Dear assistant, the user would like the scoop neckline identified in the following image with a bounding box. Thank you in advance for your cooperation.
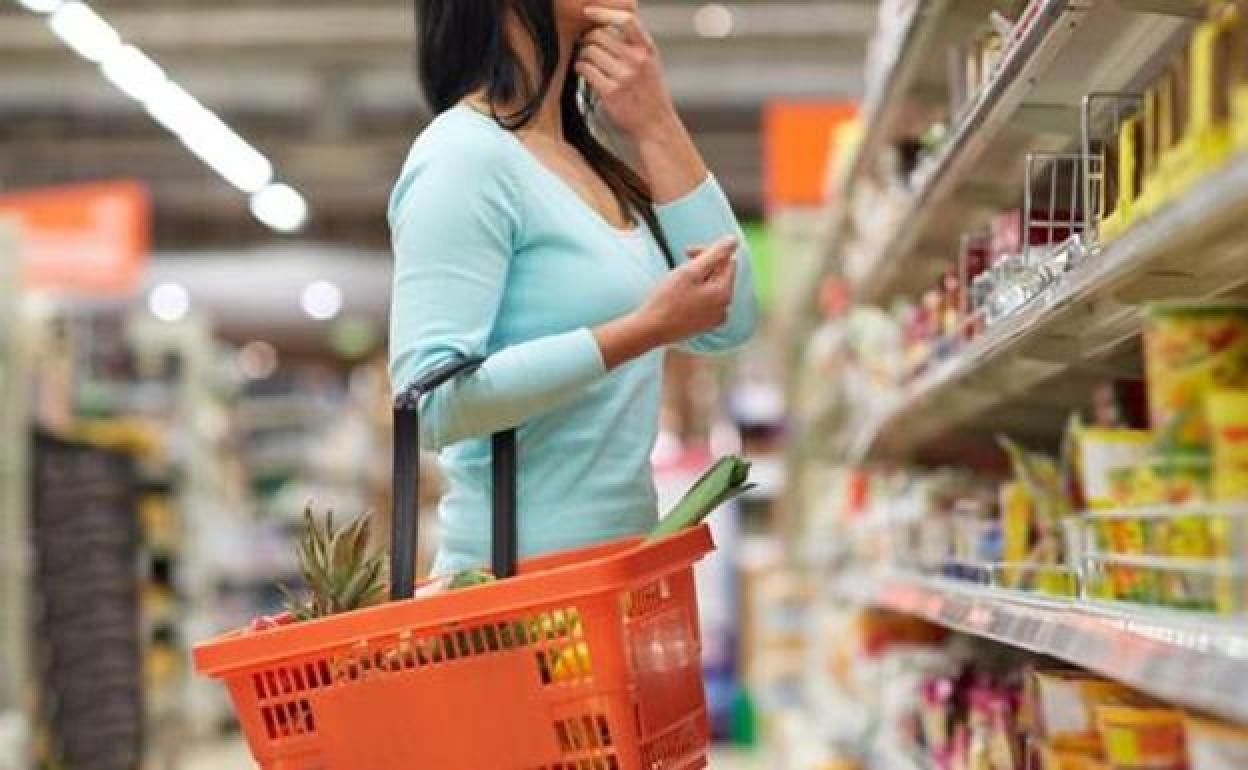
[450,104,644,239]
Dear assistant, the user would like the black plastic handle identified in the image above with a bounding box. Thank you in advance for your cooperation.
[390,355,519,600]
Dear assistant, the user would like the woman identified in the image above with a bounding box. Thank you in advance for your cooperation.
[389,0,759,575]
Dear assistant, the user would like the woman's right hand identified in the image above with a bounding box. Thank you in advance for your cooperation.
[593,234,739,369]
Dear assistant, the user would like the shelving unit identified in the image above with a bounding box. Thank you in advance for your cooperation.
[801,0,959,320]
[846,151,1248,461]
[836,572,1248,725]
[785,1,1248,767]
[832,0,953,217]
[841,1,1191,304]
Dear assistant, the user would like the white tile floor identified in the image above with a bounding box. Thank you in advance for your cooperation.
[182,739,763,770]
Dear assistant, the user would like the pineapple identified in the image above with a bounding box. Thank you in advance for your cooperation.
[280,506,387,621]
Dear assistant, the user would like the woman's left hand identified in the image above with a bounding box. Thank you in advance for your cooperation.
[575,6,679,141]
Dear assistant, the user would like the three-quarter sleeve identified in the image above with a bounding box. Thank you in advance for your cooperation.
[388,144,606,450]
[655,174,760,353]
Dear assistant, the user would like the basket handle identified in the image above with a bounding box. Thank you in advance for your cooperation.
[391,355,519,601]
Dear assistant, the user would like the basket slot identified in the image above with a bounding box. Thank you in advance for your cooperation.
[625,579,672,619]
[544,712,619,769]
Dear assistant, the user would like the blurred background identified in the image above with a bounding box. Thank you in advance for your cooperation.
[0,1,871,767]
[11,1,1248,769]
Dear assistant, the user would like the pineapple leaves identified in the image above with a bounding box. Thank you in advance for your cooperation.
[280,505,388,623]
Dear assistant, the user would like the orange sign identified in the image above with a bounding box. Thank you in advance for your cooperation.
[763,102,858,209]
[0,180,151,296]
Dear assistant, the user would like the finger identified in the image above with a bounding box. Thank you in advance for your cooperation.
[686,246,705,259]
[584,5,634,27]
[616,12,654,48]
[715,260,739,293]
[583,27,632,57]
[578,44,631,81]
[574,59,616,95]
[686,238,735,280]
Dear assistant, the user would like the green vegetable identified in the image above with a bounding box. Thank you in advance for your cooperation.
[647,456,754,542]
[448,568,496,590]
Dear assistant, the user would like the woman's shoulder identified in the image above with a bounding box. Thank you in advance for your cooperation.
[389,107,523,221]
[406,107,521,175]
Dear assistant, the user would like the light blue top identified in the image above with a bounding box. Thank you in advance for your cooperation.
[388,105,758,575]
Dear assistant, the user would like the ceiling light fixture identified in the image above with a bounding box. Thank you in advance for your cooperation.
[693,3,735,39]
[16,0,61,14]
[251,184,308,233]
[300,280,343,321]
[148,282,190,323]
[15,0,306,232]
[47,1,121,62]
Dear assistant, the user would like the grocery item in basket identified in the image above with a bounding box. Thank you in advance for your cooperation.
[279,507,386,622]
[1143,302,1248,451]
[1184,713,1248,770]
[1095,699,1186,770]
[648,455,753,541]
[1032,670,1131,753]
[1208,388,1248,501]
[1076,428,1154,509]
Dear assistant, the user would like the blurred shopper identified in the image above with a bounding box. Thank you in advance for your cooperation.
[389,0,758,575]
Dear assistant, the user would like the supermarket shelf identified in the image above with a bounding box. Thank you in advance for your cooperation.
[846,150,1248,462]
[831,0,952,218]
[846,1,1191,303]
[836,571,1248,725]
[803,0,962,314]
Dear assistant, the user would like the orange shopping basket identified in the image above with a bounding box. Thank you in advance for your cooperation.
[193,356,717,770]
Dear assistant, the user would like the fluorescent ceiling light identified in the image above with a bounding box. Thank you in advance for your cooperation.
[16,0,63,14]
[48,2,121,63]
[252,184,309,234]
[99,45,167,105]
[19,0,306,232]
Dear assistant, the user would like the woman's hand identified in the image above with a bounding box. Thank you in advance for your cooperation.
[593,235,739,368]
[575,6,679,142]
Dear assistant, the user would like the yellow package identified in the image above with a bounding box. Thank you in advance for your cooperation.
[1143,302,1248,451]
[1208,388,1248,501]
[1078,429,1155,509]
[1033,670,1130,753]
[1038,742,1110,770]
[1000,480,1033,589]
[1095,700,1186,770]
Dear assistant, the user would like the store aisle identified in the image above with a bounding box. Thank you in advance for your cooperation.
[183,740,764,770]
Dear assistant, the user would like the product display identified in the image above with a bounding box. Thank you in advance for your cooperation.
[786,2,1248,769]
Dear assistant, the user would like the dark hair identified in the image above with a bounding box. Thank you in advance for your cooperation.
[416,0,673,265]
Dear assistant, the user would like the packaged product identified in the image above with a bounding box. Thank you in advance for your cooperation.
[1037,742,1111,770]
[1207,388,1248,501]
[1032,670,1130,753]
[921,676,956,759]
[1076,428,1154,509]
[986,689,1022,770]
[1143,302,1248,451]
[1184,713,1248,770]
[1094,699,1186,770]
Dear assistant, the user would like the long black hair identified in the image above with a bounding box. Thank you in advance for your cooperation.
[416,0,673,265]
